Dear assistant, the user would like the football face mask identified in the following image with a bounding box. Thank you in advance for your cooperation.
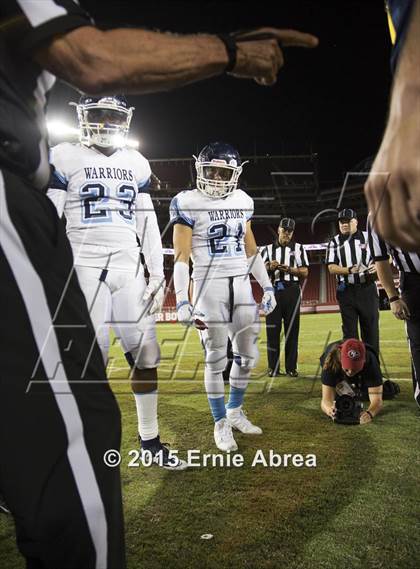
[74,96,134,148]
[195,157,244,198]
[196,162,242,198]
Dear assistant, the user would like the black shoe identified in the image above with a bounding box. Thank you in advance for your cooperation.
[268,369,284,377]
[286,370,299,378]
[139,436,188,470]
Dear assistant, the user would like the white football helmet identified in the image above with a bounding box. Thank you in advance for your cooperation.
[72,94,134,148]
[194,142,247,198]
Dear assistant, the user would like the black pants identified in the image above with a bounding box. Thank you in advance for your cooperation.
[336,282,379,354]
[400,272,420,407]
[266,284,301,373]
[0,170,125,568]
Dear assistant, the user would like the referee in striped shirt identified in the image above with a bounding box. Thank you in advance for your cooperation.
[326,209,380,354]
[262,218,309,377]
[368,219,420,408]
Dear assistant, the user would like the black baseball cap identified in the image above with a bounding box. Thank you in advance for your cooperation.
[279,218,295,231]
[338,208,357,221]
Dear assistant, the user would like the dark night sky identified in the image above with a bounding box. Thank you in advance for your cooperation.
[48,0,392,186]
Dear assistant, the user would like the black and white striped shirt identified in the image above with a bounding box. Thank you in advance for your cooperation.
[368,221,420,274]
[326,230,372,284]
[0,0,92,189]
[261,240,309,283]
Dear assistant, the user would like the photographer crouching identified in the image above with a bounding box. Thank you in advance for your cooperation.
[320,339,383,424]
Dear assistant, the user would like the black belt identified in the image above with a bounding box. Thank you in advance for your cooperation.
[274,281,299,289]
[339,281,374,289]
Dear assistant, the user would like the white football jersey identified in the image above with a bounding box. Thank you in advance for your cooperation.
[170,188,254,280]
[48,142,154,270]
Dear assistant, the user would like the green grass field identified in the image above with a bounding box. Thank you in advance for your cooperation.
[1,312,420,568]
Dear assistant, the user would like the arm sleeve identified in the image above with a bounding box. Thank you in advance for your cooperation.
[326,238,339,265]
[9,0,93,54]
[136,192,164,279]
[173,261,190,305]
[248,251,272,289]
[169,194,195,228]
[367,217,390,261]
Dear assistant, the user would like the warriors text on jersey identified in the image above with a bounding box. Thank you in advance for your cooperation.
[48,142,152,268]
[170,188,253,280]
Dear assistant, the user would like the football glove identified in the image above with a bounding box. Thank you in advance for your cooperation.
[177,301,194,326]
[142,277,165,314]
[261,286,276,315]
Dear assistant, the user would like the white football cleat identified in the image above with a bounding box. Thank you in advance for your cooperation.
[214,418,238,452]
[227,407,263,435]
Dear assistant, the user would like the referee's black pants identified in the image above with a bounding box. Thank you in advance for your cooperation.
[336,282,380,354]
[400,273,420,407]
[266,284,301,373]
[0,170,125,568]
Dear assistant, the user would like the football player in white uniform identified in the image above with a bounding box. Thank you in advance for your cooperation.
[48,95,187,469]
[171,142,276,452]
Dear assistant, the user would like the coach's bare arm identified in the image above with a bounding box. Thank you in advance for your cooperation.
[33,26,318,94]
[327,264,357,276]
[278,264,308,278]
[297,266,309,278]
[365,0,420,251]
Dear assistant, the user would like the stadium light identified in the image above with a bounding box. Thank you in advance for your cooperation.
[127,138,140,149]
[46,119,140,148]
[47,119,79,137]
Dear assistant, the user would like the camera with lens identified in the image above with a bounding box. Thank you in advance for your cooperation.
[334,380,363,425]
[334,394,363,424]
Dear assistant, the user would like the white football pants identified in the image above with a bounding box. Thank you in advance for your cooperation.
[75,264,160,369]
[193,275,260,397]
